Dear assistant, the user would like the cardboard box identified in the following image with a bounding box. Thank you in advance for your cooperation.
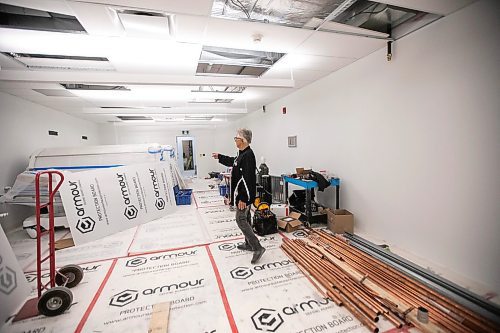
[326,209,354,234]
[270,204,289,218]
[295,168,311,175]
[278,212,303,232]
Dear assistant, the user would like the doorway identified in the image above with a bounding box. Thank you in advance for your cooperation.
[176,136,196,177]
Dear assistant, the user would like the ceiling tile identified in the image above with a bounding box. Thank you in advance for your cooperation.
[298,30,386,58]
[71,0,214,16]
[273,54,356,72]
[203,17,312,53]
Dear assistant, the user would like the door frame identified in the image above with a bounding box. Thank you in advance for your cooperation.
[176,136,197,177]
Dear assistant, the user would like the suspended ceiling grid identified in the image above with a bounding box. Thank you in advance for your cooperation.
[0,0,475,126]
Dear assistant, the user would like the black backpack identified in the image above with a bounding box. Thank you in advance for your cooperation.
[253,203,278,236]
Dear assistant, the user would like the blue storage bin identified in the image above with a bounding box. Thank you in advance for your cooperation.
[175,189,192,205]
[218,184,229,196]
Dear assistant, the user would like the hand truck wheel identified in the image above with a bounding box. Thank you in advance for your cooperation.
[38,286,73,317]
[55,264,84,288]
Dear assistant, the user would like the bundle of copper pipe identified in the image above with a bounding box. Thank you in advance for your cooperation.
[281,229,499,333]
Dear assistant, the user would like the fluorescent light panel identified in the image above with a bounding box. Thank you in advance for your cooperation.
[3,52,113,71]
[0,3,86,33]
[189,98,233,104]
[62,84,129,91]
[116,115,153,121]
[197,46,284,77]
[191,86,246,93]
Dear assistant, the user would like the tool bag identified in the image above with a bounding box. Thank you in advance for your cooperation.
[252,202,278,236]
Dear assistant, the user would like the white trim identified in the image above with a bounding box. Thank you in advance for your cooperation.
[233,174,250,205]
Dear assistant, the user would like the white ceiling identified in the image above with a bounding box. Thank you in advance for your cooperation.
[0,0,474,126]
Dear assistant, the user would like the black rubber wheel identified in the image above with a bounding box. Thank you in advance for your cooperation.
[55,264,84,288]
[38,287,73,317]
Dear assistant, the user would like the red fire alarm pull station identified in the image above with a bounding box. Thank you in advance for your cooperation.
[282,107,287,114]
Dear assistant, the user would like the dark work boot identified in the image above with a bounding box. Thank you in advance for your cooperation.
[237,243,253,251]
[251,247,266,264]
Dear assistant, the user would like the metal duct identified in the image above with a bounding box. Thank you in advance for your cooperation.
[211,0,347,28]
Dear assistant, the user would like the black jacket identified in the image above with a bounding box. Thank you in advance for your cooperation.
[218,146,256,206]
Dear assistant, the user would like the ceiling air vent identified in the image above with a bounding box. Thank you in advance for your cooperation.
[116,9,174,38]
[313,0,441,38]
[197,46,284,77]
[328,1,422,34]
[116,116,153,121]
[185,116,214,121]
[62,84,129,90]
[2,52,114,71]
[100,106,171,109]
[0,3,86,33]
[192,86,246,93]
[102,106,141,109]
[154,116,178,122]
[189,99,233,104]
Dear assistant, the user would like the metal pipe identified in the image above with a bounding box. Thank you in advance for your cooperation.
[284,240,380,325]
[315,231,486,333]
[343,232,500,329]
[283,234,487,333]
[304,231,485,332]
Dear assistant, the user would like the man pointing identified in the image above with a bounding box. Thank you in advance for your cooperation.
[212,128,265,264]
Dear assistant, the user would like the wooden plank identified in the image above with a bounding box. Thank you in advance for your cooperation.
[148,302,171,333]
[55,237,74,250]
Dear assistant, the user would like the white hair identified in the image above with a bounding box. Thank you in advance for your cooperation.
[237,128,252,144]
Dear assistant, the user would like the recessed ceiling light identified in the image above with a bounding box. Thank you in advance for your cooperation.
[3,52,113,71]
[0,3,87,33]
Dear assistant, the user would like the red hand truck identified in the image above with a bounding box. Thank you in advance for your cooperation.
[35,170,84,316]
[13,170,84,321]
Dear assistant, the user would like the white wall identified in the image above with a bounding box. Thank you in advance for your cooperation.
[0,92,101,231]
[238,0,500,293]
[99,124,226,178]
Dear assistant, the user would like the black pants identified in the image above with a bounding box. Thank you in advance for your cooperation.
[235,206,261,250]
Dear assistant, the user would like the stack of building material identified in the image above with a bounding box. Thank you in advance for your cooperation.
[281,229,499,333]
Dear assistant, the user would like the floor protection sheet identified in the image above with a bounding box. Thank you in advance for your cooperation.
[193,190,225,208]
[40,227,137,270]
[127,206,210,255]
[79,246,232,333]
[208,234,395,333]
[198,206,243,242]
[3,261,113,333]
